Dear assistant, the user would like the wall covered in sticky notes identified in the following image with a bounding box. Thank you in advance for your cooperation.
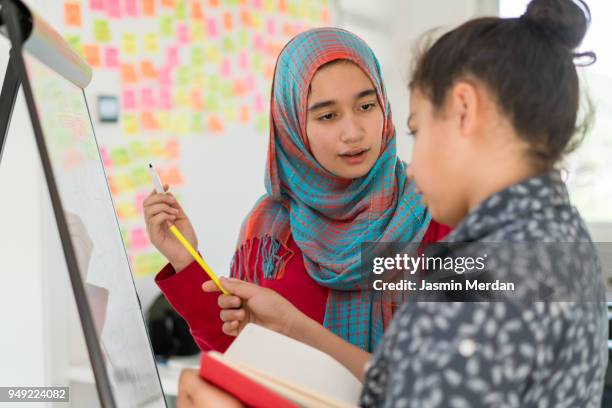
[55,0,331,281]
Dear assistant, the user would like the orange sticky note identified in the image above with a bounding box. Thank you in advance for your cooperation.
[161,0,175,7]
[239,105,250,124]
[83,44,101,67]
[208,0,219,7]
[192,2,203,19]
[190,89,203,110]
[208,115,224,133]
[120,64,138,84]
[223,12,233,31]
[165,139,180,160]
[141,111,159,130]
[143,0,156,16]
[64,2,82,27]
[240,10,252,26]
[140,61,158,79]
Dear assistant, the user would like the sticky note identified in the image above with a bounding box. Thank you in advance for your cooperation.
[90,0,105,12]
[237,30,249,48]
[266,18,277,35]
[166,45,179,66]
[159,68,173,86]
[220,58,231,78]
[104,46,119,68]
[94,20,111,42]
[191,47,204,66]
[240,10,252,26]
[159,166,184,185]
[208,115,224,133]
[143,0,156,16]
[160,16,174,37]
[263,0,274,12]
[206,17,218,38]
[120,64,138,84]
[134,193,148,215]
[175,0,187,19]
[141,111,159,131]
[132,168,150,187]
[100,147,112,167]
[233,79,246,96]
[161,0,176,7]
[255,93,265,113]
[110,147,130,166]
[177,67,190,86]
[177,24,191,44]
[122,113,140,135]
[192,23,205,41]
[122,89,137,110]
[208,0,220,7]
[222,36,236,53]
[190,89,203,110]
[252,0,262,9]
[122,33,138,56]
[253,33,264,51]
[140,61,157,79]
[223,12,233,31]
[125,0,139,17]
[65,34,82,55]
[245,74,255,91]
[174,88,189,106]
[165,139,180,160]
[143,33,159,54]
[64,2,81,27]
[141,87,156,107]
[107,0,121,18]
[160,88,173,109]
[278,0,288,13]
[191,113,204,133]
[83,44,101,67]
[256,114,267,132]
[192,2,203,19]
[206,45,221,62]
[157,111,171,131]
[239,105,251,124]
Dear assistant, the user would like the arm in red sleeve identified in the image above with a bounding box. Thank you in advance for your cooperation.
[155,262,234,352]
[422,219,452,244]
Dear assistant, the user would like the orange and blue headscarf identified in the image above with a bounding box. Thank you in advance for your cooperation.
[232,28,430,351]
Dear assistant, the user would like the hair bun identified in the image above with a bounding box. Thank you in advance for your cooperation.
[522,0,590,50]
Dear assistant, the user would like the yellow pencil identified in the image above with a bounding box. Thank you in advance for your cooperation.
[148,164,229,295]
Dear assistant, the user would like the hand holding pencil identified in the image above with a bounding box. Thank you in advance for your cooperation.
[144,164,229,295]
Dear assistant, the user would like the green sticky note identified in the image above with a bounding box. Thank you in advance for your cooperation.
[237,30,249,48]
[222,36,236,53]
[160,15,174,37]
[132,168,150,186]
[94,19,111,42]
[111,147,130,166]
[175,0,187,19]
[191,47,204,66]
[177,67,190,86]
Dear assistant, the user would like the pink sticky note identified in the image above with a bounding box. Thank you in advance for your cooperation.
[220,58,231,78]
[238,51,249,70]
[122,89,137,110]
[107,0,121,18]
[125,0,138,16]
[245,74,255,91]
[166,46,179,66]
[160,88,173,110]
[100,146,111,167]
[134,193,148,214]
[141,87,156,108]
[177,24,190,44]
[253,34,264,51]
[90,0,105,11]
[206,17,218,38]
[130,227,149,251]
[159,67,172,86]
[255,93,265,113]
[266,18,276,35]
[104,46,119,68]
[252,0,262,9]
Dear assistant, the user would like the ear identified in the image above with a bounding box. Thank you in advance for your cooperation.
[448,81,479,140]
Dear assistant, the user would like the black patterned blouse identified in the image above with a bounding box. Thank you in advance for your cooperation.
[359,171,608,407]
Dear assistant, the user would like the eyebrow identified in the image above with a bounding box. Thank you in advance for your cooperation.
[308,89,377,112]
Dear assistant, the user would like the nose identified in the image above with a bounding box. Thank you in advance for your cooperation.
[339,114,364,144]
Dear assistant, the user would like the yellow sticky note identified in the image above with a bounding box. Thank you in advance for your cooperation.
[122,113,140,135]
[122,33,138,56]
[94,20,111,42]
[144,33,159,54]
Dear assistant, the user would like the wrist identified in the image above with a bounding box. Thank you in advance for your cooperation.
[171,256,193,273]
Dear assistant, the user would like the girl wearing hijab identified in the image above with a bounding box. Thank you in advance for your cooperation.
[143,27,449,353]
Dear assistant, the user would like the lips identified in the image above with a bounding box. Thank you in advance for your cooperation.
[339,148,369,157]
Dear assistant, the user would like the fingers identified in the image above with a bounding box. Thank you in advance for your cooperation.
[217,294,241,309]
[148,212,176,229]
[144,203,179,221]
[143,192,176,208]
[220,308,245,323]
[202,280,221,293]
[222,321,240,336]
[217,277,261,299]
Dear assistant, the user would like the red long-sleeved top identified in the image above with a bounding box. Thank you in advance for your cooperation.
[155,221,451,352]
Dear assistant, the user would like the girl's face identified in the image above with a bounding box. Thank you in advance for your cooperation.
[407,88,470,227]
[306,61,384,179]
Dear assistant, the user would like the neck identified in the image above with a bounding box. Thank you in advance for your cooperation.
[465,157,539,214]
